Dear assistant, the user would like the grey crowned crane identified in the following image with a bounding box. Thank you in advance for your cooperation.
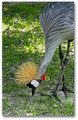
[15,2,74,96]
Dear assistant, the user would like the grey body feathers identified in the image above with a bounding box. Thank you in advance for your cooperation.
[38,2,74,77]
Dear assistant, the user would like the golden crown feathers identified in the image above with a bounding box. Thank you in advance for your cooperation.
[15,62,40,85]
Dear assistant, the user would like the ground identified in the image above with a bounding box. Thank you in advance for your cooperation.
[2,2,74,116]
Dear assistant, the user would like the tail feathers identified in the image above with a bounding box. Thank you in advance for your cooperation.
[15,62,40,85]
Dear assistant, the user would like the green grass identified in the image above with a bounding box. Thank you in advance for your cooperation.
[2,2,74,116]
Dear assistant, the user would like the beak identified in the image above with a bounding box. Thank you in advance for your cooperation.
[32,86,36,96]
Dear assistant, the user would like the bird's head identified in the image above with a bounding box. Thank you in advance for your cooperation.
[27,79,40,95]
[15,62,45,95]
[27,73,45,95]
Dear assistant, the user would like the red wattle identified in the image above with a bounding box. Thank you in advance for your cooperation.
[42,73,46,80]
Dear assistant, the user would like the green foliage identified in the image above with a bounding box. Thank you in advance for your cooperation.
[2,2,74,116]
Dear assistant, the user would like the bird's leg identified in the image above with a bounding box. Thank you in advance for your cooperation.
[52,40,74,97]
[61,40,70,95]
[61,40,74,95]
[52,44,64,97]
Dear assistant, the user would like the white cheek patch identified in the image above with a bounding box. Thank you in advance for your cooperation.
[31,80,39,87]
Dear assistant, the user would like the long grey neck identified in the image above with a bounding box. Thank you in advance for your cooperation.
[38,38,64,77]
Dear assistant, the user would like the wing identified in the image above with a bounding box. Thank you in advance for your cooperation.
[40,2,74,53]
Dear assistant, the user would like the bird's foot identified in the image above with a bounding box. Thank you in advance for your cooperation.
[62,85,74,97]
[51,90,64,104]
[52,91,57,98]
